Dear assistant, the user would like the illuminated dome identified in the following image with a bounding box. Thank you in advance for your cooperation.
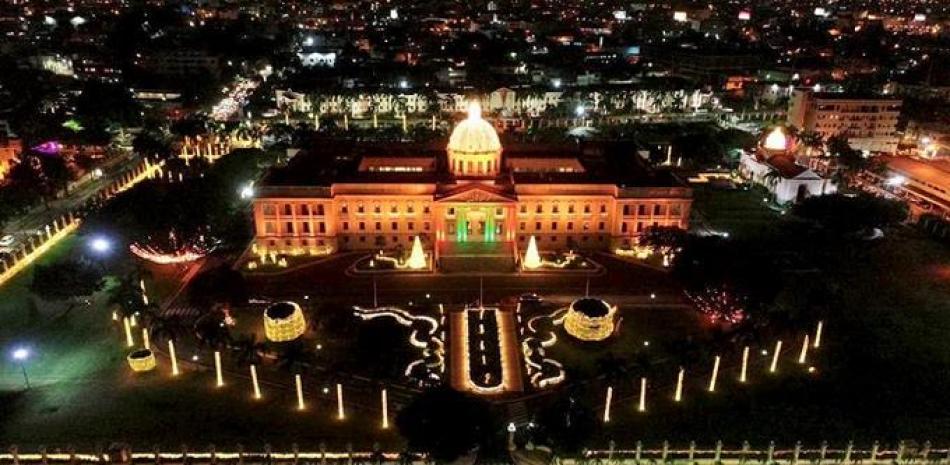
[763,127,789,152]
[264,301,307,342]
[563,298,618,342]
[447,102,502,177]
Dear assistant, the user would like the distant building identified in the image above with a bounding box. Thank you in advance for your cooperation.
[787,90,902,154]
[739,127,836,204]
[871,157,950,218]
[0,129,21,181]
[138,51,221,77]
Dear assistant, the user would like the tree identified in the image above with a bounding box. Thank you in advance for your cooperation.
[533,390,598,454]
[30,259,105,304]
[641,225,688,252]
[188,264,248,310]
[107,271,158,323]
[396,387,498,461]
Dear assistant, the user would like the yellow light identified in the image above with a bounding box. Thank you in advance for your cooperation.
[763,127,788,151]
[813,321,823,348]
[142,328,150,350]
[798,334,810,364]
[168,340,179,376]
[674,368,684,402]
[127,349,157,372]
[214,351,224,387]
[467,100,482,121]
[129,314,137,327]
[638,377,647,412]
[523,236,542,269]
[770,341,782,373]
[603,386,613,423]
[264,302,307,342]
[406,236,427,269]
[250,364,262,399]
[739,346,749,383]
[123,317,135,347]
[708,355,720,392]
[295,374,305,410]
[336,383,345,420]
[381,388,389,429]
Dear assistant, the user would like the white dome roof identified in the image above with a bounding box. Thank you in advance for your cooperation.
[447,102,501,154]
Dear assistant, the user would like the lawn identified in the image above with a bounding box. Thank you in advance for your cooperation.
[691,185,788,239]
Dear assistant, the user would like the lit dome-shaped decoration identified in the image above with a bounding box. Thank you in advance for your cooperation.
[447,101,502,177]
[127,349,157,372]
[263,301,307,342]
[563,298,618,342]
[763,127,788,152]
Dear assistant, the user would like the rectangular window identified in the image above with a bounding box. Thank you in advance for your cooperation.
[265,222,276,234]
[285,222,294,234]
[408,222,415,231]
[567,222,574,230]
[638,205,647,215]
[623,205,631,215]
[670,204,682,217]
[299,204,309,215]
[584,204,591,214]
[551,222,558,231]
[343,222,349,231]
[263,204,276,215]
[536,204,543,214]
[535,222,541,230]
[283,204,293,215]
[520,205,528,214]
[598,222,605,231]
[302,222,311,234]
[552,204,559,214]
[621,223,628,233]
[654,204,663,216]
[341,203,349,214]
[423,204,430,214]
[520,222,526,231]
[375,222,382,231]
[424,222,431,231]
[568,204,575,214]
[319,222,326,233]
[391,221,398,230]
[359,222,366,231]
[391,204,398,214]
[600,204,607,213]
[317,204,325,216]
[357,204,365,214]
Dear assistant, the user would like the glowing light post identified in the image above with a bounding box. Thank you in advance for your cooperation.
[708,355,721,392]
[250,365,262,399]
[139,279,149,306]
[813,321,824,349]
[123,317,135,347]
[674,368,684,402]
[523,236,542,269]
[214,351,224,387]
[381,388,389,429]
[336,383,345,420]
[603,386,613,423]
[295,374,305,410]
[638,377,647,412]
[11,347,31,389]
[168,340,180,376]
[739,346,750,383]
[770,341,782,373]
[798,335,810,364]
[142,328,150,350]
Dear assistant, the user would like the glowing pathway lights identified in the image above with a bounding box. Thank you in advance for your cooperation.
[674,368,684,402]
[139,279,149,306]
[123,317,135,347]
[168,340,180,376]
[798,335,810,364]
[740,346,750,383]
[707,355,722,392]
[295,375,305,410]
[638,377,647,412]
[406,236,427,270]
[603,386,613,423]
[214,351,224,387]
[770,341,783,373]
[523,236,542,269]
[814,321,824,348]
[250,365,262,399]
[381,389,389,429]
[142,328,150,350]
[336,383,345,420]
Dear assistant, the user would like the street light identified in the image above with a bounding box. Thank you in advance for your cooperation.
[11,347,31,389]
[88,236,111,254]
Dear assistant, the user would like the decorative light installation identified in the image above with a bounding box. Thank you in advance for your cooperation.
[763,127,788,152]
[674,368,684,402]
[168,340,180,376]
[563,298,617,342]
[770,341,782,373]
[523,236,542,269]
[250,365,262,399]
[129,242,211,264]
[638,377,647,412]
[739,346,749,383]
[264,301,307,342]
[127,349,157,372]
[123,317,134,347]
[603,386,613,423]
[708,356,721,392]
[381,388,389,429]
[336,383,345,420]
[295,374,305,410]
[406,236,427,270]
[798,335,810,364]
[142,328,150,350]
[214,351,224,387]
[813,321,824,348]
[686,287,746,324]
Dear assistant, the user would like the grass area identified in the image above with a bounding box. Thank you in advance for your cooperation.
[585,227,950,445]
[691,185,787,239]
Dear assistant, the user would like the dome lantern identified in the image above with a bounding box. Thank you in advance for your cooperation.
[447,101,502,177]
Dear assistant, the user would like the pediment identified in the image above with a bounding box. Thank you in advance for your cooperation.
[437,184,516,203]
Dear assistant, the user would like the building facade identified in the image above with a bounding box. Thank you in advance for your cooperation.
[787,90,902,154]
[251,104,692,258]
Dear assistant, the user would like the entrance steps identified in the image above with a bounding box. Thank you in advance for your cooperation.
[438,241,516,273]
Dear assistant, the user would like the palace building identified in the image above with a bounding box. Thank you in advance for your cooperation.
[251,103,692,268]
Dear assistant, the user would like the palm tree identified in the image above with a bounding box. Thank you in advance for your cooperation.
[234,334,266,367]
[108,271,159,325]
[149,315,186,343]
[276,340,315,373]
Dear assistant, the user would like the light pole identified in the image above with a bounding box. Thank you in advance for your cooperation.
[11,347,30,389]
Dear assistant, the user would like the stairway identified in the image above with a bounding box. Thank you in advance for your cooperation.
[439,241,516,273]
